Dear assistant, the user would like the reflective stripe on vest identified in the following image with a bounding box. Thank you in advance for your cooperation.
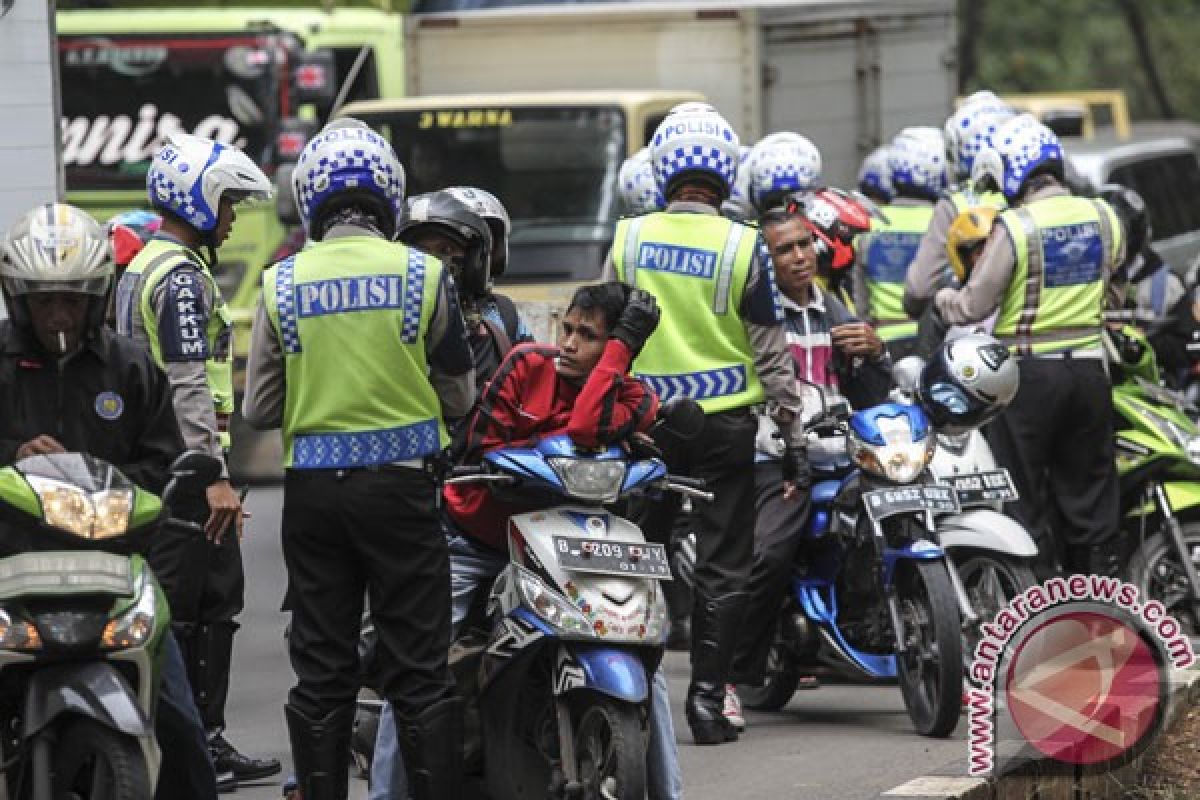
[263,236,448,469]
[612,212,765,412]
[994,195,1122,355]
[858,204,934,340]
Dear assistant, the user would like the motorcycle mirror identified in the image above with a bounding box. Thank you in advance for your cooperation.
[892,356,925,393]
[658,396,705,441]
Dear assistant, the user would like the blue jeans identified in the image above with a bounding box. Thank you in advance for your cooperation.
[370,534,683,800]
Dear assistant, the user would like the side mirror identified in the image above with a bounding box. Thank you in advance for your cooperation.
[892,356,925,394]
[658,396,705,441]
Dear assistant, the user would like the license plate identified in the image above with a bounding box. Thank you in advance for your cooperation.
[552,536,672,580]
[863,485,960,521]
[948,469,1018,506]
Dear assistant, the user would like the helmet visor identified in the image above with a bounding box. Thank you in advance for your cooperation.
[3,276,111,297]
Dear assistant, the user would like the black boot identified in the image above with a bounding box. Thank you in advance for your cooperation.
[686,592,747,745]
[395,697,463,800]
[284,703,354,800]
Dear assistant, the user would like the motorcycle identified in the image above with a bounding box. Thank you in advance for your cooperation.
[440,406,708,799]
[0,451,215,800]
[736,396,965,738]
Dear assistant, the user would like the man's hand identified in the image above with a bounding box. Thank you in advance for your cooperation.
[611,288,661,355]
[830,322,884,360]
[781,445,810,502]
[15,435,67,460]
[205,479,244,544]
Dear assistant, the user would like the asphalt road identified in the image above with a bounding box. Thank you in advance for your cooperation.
[223,485,967,800]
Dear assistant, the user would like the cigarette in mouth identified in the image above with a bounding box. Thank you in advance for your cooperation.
[57,331,67,354]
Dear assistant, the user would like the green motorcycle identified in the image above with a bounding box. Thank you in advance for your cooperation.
[0,452,213,800]
[1110,326,1200,635]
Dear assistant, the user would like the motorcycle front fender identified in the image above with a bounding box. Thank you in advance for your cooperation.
[937,509,1039,558]
[22,661,151,739]
[556,645,649,704]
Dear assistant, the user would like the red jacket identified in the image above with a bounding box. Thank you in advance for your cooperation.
[445,339,659,551]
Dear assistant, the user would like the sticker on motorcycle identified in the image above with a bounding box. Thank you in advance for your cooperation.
[487,615,544,659]
[948,469,1018,507]
[863,485,960,521]
[553,536,672,580]
[553,647,587,695]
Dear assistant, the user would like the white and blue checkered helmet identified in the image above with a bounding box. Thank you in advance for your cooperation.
[888,127,948,200]
[857,146,894,202]
[944,98,1015,181]
[146,133,271,233]
[971,113,1064,202]
[721,146,755,221]
[747,132,822,212]
[617,147,663,215]
[291,118,406,237]
[649,102,740,200]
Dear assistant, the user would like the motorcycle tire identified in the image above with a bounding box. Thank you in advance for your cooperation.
[895,559,964,738]
[953,550,1037,660]
[1127,523,1200,637]
[737,614,800,711]
[52,717,151,800]
[572,694,647,800]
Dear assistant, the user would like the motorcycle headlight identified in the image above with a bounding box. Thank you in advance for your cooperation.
[850,416,936,483]
[25,476,133,540]
[547,458,627,504]
[101,573,157,650]
[515,566,595,638]
[0,607,42,651]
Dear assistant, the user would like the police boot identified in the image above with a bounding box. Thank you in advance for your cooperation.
[284,703,354,800]
[685,592,747,745]
[395,697,463,800]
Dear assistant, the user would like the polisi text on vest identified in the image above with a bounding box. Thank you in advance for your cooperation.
[297,275,406,318]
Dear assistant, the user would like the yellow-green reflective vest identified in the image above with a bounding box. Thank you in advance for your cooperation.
[116,238,235,449]
[858,204,935,341]
[262,236,449,469]
[993,195,1122,355]
[611,212,766,413]
[949,187,1008,214]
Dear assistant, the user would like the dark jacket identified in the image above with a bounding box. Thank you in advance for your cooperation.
[0,321,184,494]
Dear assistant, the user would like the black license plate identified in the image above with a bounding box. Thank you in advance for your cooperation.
[863,485,960,521]
[552,536,672,580]
[948,469,1018,506]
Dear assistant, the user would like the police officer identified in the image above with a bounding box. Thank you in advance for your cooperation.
[603,101,806,745]
[853,126,948,359]
[934,113,1125,577]
[243,119,474,800]
[114,133,279,788]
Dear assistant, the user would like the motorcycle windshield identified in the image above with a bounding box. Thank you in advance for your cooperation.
[16,453,134,494]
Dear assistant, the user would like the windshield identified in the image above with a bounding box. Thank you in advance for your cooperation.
[59,32,287,191]
[15,453,133,494]
[362,105,627,281]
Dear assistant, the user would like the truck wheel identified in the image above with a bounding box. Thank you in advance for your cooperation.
[53,717,151,800]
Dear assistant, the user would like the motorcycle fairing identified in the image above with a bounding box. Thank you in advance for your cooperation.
[791,579,897,678]
[22,660,151,738]
[483,435,667,498]
[553,644,649,703]
[935,509,1038,557]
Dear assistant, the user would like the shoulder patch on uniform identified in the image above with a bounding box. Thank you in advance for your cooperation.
[95,391,125,421]
[158,266,210,362]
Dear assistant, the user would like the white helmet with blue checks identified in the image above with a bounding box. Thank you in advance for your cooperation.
[857,145,894,202]
[944,97,1015,181]
[618,147,663,215]
[747,131,822,212]
[146,133,271,233]
[971,113,1064,202]
[649,102,740,201]
[291,118,406,239]
[887,127,948,201]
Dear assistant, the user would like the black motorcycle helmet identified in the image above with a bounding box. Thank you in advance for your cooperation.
[396,191,494,299]
[1098,183,1149,265]
[917,333,1019,434]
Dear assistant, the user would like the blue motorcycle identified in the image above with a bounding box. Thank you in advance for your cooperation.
[737,400,965,737]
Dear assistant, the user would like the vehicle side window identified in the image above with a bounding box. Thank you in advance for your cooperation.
[643,113,667,146]
[332,47,379,104]
[1110,153,1200,241]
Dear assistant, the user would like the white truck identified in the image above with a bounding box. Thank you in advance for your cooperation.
[404,0,957,186]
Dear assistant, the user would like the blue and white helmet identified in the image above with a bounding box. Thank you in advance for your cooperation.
[747,131,822,212]
[971,113,1063,202]
[617,147,663,215]
[146,133,271,233]
[888,127,948,200]
[291,118,406,237]
[857,145,894,203]
[944,97,1015,181]
[721,145,755,221]
[649,102,740,200]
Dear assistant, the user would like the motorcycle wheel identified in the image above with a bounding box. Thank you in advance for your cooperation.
[573,695,646,800]
[954,550,1037,659]
[737,614,799,711]
[895,560,964,738]
[52,717,151,800]
[1128,523,1200,636]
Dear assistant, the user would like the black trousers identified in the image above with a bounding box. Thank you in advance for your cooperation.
[730,462,811,685]
[985,357,1119,573]
[281,467,453,721]
[641,407,757,646]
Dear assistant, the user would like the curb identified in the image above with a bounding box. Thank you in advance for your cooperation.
[876,668,1200,800]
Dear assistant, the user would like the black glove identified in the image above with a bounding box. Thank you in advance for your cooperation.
[611,288,661,355]
[781,445,811,492]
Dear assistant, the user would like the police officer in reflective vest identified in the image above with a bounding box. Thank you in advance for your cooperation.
[115,132,280,787]
[935,114,1125,577]
[243,119,474,800]
[853,127,947,358]
[603,102,806,746]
